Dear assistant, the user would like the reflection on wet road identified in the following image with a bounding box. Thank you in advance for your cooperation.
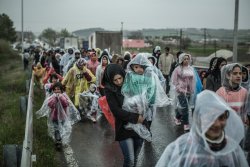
[70,106,186,167]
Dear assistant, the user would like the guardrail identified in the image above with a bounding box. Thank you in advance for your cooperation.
[20,73,34,167]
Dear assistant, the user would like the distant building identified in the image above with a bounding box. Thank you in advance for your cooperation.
[123,39,145,48]
[89,31,122,54]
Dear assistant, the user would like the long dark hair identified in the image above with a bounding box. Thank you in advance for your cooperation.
[209,57,227,82]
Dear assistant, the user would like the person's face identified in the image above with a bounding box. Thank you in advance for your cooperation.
[102,57,108,65]
[229,66,242,85]
[182,55,190,66]
[219,61,227,70]
[242,71,247,81]
[68,49,73,55]
[91,54,97,61]
[156,50,161,55]
[205,111,228,140]
[53,87,62,94]
[75,53,80,60]
[148,59,154,65]
[81,51,87,57]
[201,72,206,78]
[51,78,57,84]
[113,74,124,87]
[165,48,169,54]
[117,60,123,65]
[132,64,144,75]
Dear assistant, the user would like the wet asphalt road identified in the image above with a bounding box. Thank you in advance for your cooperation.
[69,105,186,167]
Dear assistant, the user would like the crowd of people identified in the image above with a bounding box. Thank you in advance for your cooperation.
[23,45,250,166]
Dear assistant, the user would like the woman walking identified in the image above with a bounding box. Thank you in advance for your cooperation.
[102,64,145,167]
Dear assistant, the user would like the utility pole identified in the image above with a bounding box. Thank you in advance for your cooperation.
[203,28,207,56]
[179,29,182,50]
[233,0,239,63]
[214,40,217,57]
[21,0,24,53]
[121,22,124,54]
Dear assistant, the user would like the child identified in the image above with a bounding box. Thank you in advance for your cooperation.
[122,53,172,142]
[44,73,62,98]
[33,62,46,89]
[36,82,81,149]
[79,83,102,123]
[216,63,248,123]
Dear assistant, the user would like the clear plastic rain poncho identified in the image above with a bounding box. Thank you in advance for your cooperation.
[218,63,249,120]
[122,53,172,141]
[242,66,250,90]
[156,90,248,167]
[62,49,80,75]
[170,53,196,111]
[78,84,102,121]
[36,93,81,144]
[146,53,166,91]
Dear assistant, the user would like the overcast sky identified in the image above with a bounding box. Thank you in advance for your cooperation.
[0,0,249,34]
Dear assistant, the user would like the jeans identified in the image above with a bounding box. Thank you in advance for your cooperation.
[119,138,143,167]
[176,93,190,125]
[163,75,170,94]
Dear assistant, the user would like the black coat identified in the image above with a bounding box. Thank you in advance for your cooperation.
[105,87,140,141]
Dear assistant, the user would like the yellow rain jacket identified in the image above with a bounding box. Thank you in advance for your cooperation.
[62,64,96,107]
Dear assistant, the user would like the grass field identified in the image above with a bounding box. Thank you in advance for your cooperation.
[0,40,60,167]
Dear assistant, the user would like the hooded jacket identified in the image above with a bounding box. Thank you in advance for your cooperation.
[62,63,96,107]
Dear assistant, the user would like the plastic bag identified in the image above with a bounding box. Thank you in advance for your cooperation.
[98,96,115,129]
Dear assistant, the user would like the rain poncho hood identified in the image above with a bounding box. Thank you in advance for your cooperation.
[36,93,81,144]
[156,90,247,167]
[126,53,153,72]
[96,55,110,87]
[178,53,192,65]
[221,63,242,90]
[242,66,250,90]
[146,53,166,91]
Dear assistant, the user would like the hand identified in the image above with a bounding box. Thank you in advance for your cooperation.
[82,66,87,73]
[137,115,144,124]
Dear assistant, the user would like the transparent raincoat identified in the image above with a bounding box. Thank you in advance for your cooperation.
[170,53,196,111]
[216,63,248,121]
[36,93,81,144]
[79,84,102,121]
[156,90,248,167]
[146,53,166,91]
[242,66,250,90]
[122,53,172,141]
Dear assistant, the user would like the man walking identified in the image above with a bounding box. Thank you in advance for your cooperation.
[158,46,174,94]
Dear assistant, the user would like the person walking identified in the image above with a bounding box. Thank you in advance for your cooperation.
[102,64,144,167]
[158,46,174,94]
[205,57,227,92]
[156,90,248,167]
[171,53,196,131]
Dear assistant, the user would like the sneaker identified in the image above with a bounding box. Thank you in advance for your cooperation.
[174,117,181,126]
[184,124,190,131]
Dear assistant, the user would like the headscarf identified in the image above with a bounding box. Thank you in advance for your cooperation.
[102,64,126,92]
